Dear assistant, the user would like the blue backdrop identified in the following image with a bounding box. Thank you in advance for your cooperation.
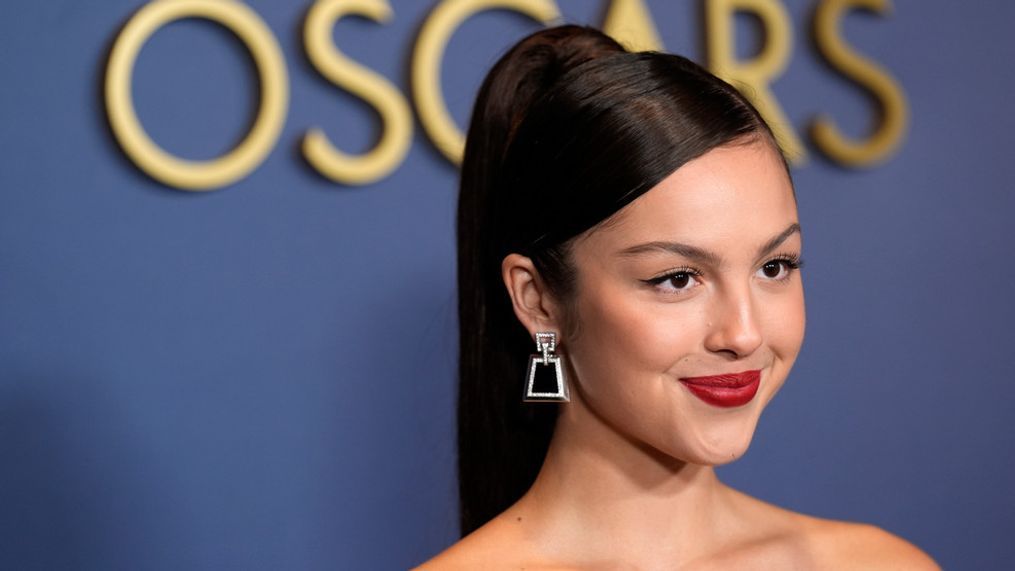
[1,1,1012,569]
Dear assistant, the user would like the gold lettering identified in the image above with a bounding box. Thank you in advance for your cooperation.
[412,0,561,165]
[705,0,805,163]
[105,0,288,190]
[303,0,413,185]
[811,0,908,166]
[602,0,663,52]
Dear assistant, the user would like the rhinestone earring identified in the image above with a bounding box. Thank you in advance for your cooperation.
[523,332,570,402]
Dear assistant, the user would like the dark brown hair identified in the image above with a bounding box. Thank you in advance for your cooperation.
[456,25,780,536]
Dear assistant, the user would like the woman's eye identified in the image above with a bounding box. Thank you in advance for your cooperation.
[757,258,801,280]
[646,270,700,294]
[666,273,694,290]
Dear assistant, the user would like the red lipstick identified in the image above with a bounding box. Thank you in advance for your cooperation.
[678,370,761,408]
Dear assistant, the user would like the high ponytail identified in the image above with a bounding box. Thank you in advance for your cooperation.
[456,25,779,536]
[456,25,625,536]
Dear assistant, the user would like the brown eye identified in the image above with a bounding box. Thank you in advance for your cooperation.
[645,268,702,295]
[761,261,784,279]
[756,257,802,281]
[668,273,692,289]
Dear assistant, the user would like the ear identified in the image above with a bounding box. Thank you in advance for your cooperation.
[501,253,564,341]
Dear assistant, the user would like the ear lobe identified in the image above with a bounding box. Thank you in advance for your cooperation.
[501,253,561,338]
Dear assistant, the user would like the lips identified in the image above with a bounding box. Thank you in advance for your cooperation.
[677,370,761,408]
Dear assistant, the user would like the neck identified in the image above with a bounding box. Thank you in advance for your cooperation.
[512,391,737,565]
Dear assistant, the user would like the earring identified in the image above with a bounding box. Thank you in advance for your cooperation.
[523,332,570,403]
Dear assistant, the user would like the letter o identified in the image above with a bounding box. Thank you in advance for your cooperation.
[105,0,289,190]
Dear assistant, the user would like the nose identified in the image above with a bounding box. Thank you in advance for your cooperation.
[703,284,763,359]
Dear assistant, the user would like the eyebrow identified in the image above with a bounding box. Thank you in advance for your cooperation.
[615,223,801,265]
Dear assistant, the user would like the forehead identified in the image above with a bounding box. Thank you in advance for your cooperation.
[581,141,798,251]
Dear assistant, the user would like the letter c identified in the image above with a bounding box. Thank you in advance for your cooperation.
[412,0,561,165]
[105,0,288,190]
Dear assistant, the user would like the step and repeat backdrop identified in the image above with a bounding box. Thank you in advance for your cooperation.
[2,1,1012,568]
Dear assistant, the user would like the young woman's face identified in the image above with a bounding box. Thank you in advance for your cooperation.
[563,140,804,466]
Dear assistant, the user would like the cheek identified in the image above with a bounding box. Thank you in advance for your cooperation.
[568,287,706,384]
[759,284,806,362]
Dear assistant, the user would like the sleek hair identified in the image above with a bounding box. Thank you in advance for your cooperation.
[456,25,783,536]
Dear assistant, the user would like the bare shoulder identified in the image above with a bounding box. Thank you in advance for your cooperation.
[801,516,940,570]
[413,532,507,570]
[413,533,493,571]
[413,515,566,571]
[418,492,939,570]
[723,490,939,570]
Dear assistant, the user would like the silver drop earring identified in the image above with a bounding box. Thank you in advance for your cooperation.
[523,332,570,403]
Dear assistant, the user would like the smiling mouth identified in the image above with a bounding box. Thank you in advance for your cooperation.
[677,370,761,407]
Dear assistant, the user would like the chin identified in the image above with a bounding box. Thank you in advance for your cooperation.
[684,380,783,465]
[702,439,754,466]
[671,417,762,467]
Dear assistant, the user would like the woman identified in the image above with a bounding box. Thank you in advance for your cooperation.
[420,25,938,569]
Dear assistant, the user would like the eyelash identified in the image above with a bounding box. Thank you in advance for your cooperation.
[643,253,805,294]
[762,252,805,278]
[643,268,697,293]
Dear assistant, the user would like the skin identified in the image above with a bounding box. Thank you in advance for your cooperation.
[418,140,939,570]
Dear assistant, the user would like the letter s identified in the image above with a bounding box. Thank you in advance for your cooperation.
[303,0,413,185]
[811,0,909,167]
